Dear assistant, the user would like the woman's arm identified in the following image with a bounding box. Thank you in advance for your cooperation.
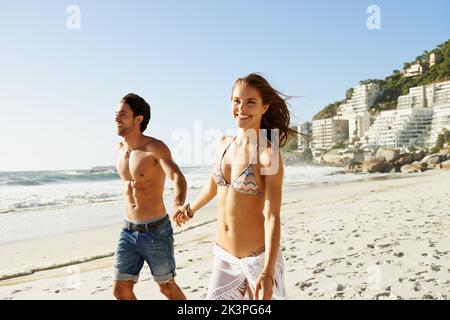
[172,136,227,226]
[255,150,283,300]
[172,167,217,226]
[190,174,217,213]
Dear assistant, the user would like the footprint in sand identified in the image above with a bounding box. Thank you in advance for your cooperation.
[91,288,108,295]
[313,268,325,274]
[413,283,422,291]
[10,286,32,295]
[430,265,441,272]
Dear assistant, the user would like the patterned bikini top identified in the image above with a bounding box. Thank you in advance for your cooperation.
[212,136,264,196]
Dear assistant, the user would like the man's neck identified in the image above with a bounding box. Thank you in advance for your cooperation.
[123,132,145,151]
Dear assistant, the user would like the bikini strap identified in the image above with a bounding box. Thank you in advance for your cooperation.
[220,136,236,162]
[249,140,259,165]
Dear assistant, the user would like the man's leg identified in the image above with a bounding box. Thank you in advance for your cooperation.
[112,229,144,299]
[113,280,136,300]
[158,279,186,300]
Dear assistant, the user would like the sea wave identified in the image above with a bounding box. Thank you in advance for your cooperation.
[0,169,120,187]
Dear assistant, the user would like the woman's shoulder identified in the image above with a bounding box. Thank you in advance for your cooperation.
[259,138,282,170]
[217,135,234,148]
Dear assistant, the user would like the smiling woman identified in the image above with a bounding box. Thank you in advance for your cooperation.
[173,73,298,300]
[231,74,298,148]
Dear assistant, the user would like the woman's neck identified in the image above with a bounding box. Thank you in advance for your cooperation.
[236,126,260,146]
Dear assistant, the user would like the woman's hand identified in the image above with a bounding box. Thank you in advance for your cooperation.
[172,204,193,227]
[254,272,274,300]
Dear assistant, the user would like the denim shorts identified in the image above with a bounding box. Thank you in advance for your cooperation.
[113,215,176,283]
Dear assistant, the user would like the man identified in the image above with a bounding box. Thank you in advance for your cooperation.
[113,93,187,300]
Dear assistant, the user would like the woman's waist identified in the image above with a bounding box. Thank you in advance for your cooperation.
[215,229,265,258]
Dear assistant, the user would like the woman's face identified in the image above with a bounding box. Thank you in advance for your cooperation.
[231,83,269,130]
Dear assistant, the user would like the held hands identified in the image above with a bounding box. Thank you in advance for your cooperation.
[254,272,274,300]
[172,203,194,227]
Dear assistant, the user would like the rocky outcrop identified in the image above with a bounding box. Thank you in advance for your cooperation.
[411,161,427,170]
[412,150,426,162]
[441,160,450,170]
[316,146,448,174]
[321,149,353,167]
[362,157,388,173]
[395,153,413,166]
[421,153,446,165]
[376,148,400,162]
[347,161,363,173]
[401,164,421,173]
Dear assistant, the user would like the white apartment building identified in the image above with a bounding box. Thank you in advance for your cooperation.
[421,81,450,145]
[366,108,433,149]
[297,121,312,151]
[403,61,424,78]
[337,83,380,140]
[429,52,442,67]
[366,81,450,149]
[312,118,349,150]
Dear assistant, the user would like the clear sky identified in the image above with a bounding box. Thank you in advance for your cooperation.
[1,0,449,171]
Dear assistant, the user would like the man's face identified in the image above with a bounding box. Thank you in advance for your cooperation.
[115,102,137,137]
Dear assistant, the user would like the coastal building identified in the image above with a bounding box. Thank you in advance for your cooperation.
[421,81,450,145]
[366,81,450,149]
[365,108,433,149]
[429,52,442,67]
[312,118,349,150]
[297,121,312,151]
[337,83,380,141]
[402,61,425,78]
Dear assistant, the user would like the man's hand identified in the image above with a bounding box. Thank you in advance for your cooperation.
[172,204,193,227]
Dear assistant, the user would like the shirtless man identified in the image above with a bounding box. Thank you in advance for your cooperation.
[113,93,187,300]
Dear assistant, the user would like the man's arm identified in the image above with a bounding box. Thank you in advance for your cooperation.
[154,141,187,208]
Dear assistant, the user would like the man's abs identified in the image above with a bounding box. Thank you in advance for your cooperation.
[122,179,166,222]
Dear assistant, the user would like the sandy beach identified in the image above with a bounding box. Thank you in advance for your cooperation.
[0,169,449,300]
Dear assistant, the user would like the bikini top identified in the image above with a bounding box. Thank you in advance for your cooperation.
[212,136,264,196]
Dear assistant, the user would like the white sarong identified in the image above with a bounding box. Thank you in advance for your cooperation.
[206,243,287,300]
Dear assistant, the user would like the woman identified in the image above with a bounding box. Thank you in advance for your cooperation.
[173,73,297,300]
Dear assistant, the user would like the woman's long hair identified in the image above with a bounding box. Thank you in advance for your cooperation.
[232,73,301,147]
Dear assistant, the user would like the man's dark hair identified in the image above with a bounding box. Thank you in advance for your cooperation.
[121,93,151,132]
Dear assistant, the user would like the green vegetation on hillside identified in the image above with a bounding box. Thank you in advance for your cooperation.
[432,128,450,153]
[314,39,450,119]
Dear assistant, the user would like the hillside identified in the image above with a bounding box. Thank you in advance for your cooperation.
[314,39,450,120]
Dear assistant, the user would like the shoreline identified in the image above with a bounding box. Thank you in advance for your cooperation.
[0,168,448,299]
[0,169,428,280]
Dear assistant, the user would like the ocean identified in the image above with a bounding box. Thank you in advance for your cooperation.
[0,166,386,244]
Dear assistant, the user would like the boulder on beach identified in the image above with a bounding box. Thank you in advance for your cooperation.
[421,153,446,165]
[322,149,353,166]
[376,148,400,162]
[363,157,388,173]
[411,161,427,170]
[401,164,420,173]
[395,153,413,166]
[412,150,427,162]
[441,160,450,170]
[427,163,442,169]
[440,146,450,156]
[347,161,363,173]
[385,163,395,173]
